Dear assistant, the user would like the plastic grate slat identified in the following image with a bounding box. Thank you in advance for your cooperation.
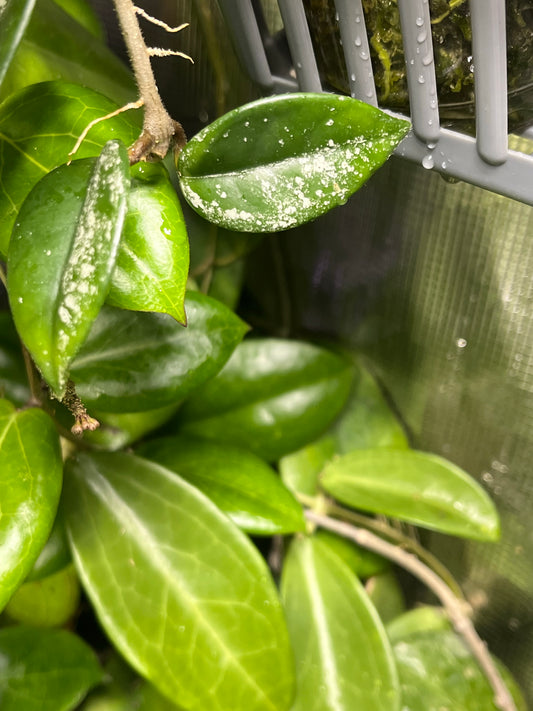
[276,0,322,92]
[397,0,440,144]
[333,0,377,106]
[470,0,508,165]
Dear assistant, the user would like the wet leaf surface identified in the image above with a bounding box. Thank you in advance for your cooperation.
[8,141,130,396]
[178,93,409,232]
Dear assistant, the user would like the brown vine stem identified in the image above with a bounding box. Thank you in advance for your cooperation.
[113,0,186,162]
[305,509,517,711]
[297,492,465,599]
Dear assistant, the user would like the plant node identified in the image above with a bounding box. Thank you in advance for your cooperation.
[61,381,100,436]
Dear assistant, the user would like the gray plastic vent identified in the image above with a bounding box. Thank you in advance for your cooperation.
[217,0,533,206]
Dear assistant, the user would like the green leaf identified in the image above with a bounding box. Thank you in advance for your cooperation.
[279,360,408,497]
[8,141,130,397]
[281,536,400,711]
[137,435,305,535]
[64,451,295,711]
[393,630,527,711]
[0,0,36,88]
[0,399,62,611]
[386,606,451,643]
[70,291,248,412]
[313,529,389,579]
[81,404,181,451]
[0,626,103,711]
[24,514,71,582]
[178,93,410,232]
[0,80,141,258]
[365,571,406,624]
[106,162,189,323]
[0,0,135,105]
[4,564,80,627]
[53,0,104,38]
[176,338,353,461]
[0,311,29,406]
[320,449,500,540]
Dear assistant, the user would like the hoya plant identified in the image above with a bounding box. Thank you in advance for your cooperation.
[0,2,525,711]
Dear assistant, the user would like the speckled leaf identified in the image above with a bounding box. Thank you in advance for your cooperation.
[178,93,410,232]
[70,292,247,412]
[0,0,135,105]
[107,162,189,323]
[393,630,526,711]
[137,435,305,535]
[0,399,62,611]
[0,81,141,257]
[0,0,36,88]
[8,141,130,397]
[281,536,400,711]
[176,338,353,461]
[64,451,295,711]
[0,626,102,711]
[320,449,500,540]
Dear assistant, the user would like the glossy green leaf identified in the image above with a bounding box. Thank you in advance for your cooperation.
[386,606,451,643]
[82,404,181,451]
[0,311,29,406]
[64,451,295,711]
[0,0,135,105]
[8,141,130,397]
[53,0,104,38]
[281,536,400,711]
[313,529,389,579]
[365,571,406,624]
[0,0,36,88]
[320,449,500,540]
[4,564,80,627]
[137,435,305,535]
[25,514,71,582]
[178,93,410,232]
[393,630,527,711]
[0,399,62,611]
[70,291,247,412]
[280,435,336,496]
[107,162,189,323]
[0,81,141,257]
[280,360,408,496]
[176,338,353,461]
[0,626,102,711]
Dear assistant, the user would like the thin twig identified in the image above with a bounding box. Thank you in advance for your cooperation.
[297,493,465,599]
[305,509,517,711]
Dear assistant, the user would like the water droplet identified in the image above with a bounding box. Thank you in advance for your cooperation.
[417,31,427,43]
[18,297,23,304]
[418,74,425,84]
[359,50,369,60]
[422,54,433,66]
[422,154,434,169]
[427,141,437,149]
[354,36,362,47]
[416,16,424,26]
[178,625,186,633]
[350,73,356,82]
[456,337,467,348]
[325,118,334,126]
[355,14,361,23]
